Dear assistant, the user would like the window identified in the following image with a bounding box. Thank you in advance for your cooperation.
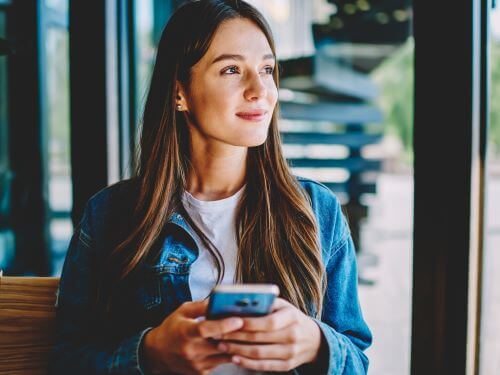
[0,6,14,269]
[245,1,414,373]
[41,0,72,275]
[479,3,500,374]
[134,2,414,372]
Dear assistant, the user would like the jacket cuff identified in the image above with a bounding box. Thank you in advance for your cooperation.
[109,327,154,374]
[311,318,346,375]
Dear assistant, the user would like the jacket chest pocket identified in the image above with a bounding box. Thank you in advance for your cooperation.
[134,274,162,310]
[123,262,190,314]
[150,261,193,314]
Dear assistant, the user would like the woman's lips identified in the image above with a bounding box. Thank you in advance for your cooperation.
[236,110,267,122]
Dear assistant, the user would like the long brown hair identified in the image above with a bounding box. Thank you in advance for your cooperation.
[103,0,326,318]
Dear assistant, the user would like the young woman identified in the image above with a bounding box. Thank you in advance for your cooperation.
[49,1,372,374]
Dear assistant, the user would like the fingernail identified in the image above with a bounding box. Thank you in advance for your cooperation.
[218,343,228,352]
[232,356,241,364]
[229,318,243,328]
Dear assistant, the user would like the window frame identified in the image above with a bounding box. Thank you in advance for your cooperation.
[411,0,490,373]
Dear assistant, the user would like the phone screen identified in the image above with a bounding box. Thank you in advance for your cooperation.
[206,291,276,319]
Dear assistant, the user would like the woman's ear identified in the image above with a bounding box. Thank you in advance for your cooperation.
[175,81,189,112]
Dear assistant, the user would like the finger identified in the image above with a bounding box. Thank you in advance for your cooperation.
[218,342,295,360]
[231,356,297,372]
[219,324,298,344]
[270,297,290,312]
[241,307,297,332]
[179,300,209,319]
[187,338,228,359]
[196,353,233,372]
[196,317,244,338]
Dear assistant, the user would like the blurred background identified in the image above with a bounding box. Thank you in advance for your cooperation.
[0,1,498,374]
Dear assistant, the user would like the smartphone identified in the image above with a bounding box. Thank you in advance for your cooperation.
[206,284,280,320]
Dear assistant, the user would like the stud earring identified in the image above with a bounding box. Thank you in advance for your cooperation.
[176,104,182,111]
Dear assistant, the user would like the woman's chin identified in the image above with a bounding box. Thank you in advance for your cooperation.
[234,134,269,147]
[234,127,270,147]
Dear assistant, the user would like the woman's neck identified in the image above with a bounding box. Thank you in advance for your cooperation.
[187,140,247,201]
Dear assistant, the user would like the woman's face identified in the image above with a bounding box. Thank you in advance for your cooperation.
[179,17,278,148]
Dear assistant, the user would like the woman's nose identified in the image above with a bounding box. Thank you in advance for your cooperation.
[244,73,267,101]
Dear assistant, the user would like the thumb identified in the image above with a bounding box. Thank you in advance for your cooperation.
[179,299,209,319]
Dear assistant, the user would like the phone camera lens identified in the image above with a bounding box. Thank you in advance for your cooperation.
[251,300,259,306]
[236,299,249,307]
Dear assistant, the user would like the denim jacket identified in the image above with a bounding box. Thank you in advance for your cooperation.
[48,177,372,374]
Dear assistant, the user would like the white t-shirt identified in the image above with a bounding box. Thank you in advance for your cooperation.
[182,186,244,301]
[182,186,262,375]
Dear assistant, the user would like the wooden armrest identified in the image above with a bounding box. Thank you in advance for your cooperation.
[0,276,60,375]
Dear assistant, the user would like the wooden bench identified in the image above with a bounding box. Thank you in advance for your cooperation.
[0,276,59,375]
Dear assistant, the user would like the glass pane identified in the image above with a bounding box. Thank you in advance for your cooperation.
[0,9,15,269]
[480,3,500,374]
[0,11,7,172]
[136,2,414,373]
[42,0,72,276]
[45,0,68,14]
[135,0,155,126]
[246,1,413,373]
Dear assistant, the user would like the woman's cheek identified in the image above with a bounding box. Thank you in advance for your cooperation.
[266,80,278,102]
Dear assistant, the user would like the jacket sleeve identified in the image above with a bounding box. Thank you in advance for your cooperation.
[48,203,153,374]
[298,201,372,375]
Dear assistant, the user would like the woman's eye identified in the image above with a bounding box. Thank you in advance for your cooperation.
[263,66,274,74]
[222,66,239,75]
[221,65,274,75]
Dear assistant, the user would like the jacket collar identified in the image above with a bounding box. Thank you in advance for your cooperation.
[167,211,193,235]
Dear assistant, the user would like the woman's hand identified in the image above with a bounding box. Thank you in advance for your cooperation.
[215,298,323,372]
[141,299,244,375]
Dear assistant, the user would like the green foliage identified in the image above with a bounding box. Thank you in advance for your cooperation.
[371,37,500,162]
[490,40,500,155]
[372,39,414,164]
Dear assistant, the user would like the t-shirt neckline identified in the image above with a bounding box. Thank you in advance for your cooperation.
[182,185,245,211]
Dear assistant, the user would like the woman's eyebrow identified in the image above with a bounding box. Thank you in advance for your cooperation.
[211,53,275,64]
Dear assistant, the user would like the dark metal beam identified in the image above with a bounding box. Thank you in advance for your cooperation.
[280,101,383,124]
[7,0,50,275]
[281,132,382,147]
[119,0,136,177]
[69,1,110,224]
[287,157,380,171]
[411,0,487,373]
